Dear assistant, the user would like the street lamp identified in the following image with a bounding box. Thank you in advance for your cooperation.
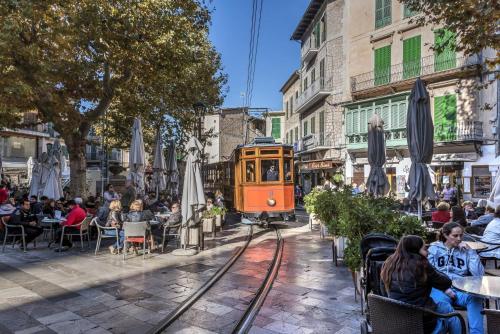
[193,101,206,141]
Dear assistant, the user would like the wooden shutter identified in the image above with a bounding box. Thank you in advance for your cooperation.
[303,121,308,136]
[390,104,398,130]
[434,29,457,71]
[311,116,316,134]
[374,45,391,85]
[434,94,457,141]
[360,108,368,133]
[398,101,407,128]
[381,105,390,130]
[346,110,353,135]
[403,35,421,79]
[319,111,325,144]
[353,110,360,134]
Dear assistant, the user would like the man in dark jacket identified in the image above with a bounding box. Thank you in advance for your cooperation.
[10,200,43,248]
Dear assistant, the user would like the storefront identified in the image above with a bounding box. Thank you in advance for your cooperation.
[299,160,340,194]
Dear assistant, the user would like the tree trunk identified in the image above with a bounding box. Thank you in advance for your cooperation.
[67,141,87,198]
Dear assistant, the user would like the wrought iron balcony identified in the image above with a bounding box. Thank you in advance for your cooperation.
[350,54,480,94]
[346,121,483,150]
[296,77,332,114]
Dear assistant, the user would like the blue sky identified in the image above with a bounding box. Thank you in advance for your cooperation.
[209,0,309,111]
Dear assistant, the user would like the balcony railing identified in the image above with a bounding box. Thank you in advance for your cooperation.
[346,121,483,149]
[350,54,480,93]
[296,77,332,113]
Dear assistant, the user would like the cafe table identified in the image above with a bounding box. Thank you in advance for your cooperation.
[464,241,489,251]
[453,276,500,309]
[40,218,62,244]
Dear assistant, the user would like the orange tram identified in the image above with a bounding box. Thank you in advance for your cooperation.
[203,137,295,223]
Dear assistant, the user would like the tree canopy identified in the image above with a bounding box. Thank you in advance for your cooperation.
[401,0,499,71]
[0,0,226,194]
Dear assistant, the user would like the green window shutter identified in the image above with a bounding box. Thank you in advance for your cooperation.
[434,29,457,71]
[353,110,360,134]
[311,116,316,134]
[271,118,281,139]
[390,104,398,130]
[303,121,308,136]
[403,5,417,18]
[314,22,321,48]
[434,94,457,141]
[398,101,407,128]
[360,109,368,133]
[346,111,353,135]
[381,105,390,130]
[403,35,421,79]
[321,16,327,43]
[374,45,391,85]
[375,0,391,28]
[319,111,325,145]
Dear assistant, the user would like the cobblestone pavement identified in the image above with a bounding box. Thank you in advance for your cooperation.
[0,211,362,334]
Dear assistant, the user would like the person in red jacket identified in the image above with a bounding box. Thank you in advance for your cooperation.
[53,200,87,251]
[431,202,451,225]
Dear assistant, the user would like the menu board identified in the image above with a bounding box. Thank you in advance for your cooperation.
[473,166,491,198]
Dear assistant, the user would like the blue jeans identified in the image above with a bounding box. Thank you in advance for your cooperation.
[430,288,483,334]
[103,229,124,249]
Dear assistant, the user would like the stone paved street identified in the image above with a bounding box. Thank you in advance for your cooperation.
[0,211,361,334]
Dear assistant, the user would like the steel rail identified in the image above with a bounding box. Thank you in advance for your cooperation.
[232,226,284,334]
[148,225,254,334]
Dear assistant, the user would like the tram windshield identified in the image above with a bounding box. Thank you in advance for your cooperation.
[261,159,280,182]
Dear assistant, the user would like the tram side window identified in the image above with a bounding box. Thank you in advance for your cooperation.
[261,159,280,182]
[284,159,292,182]
[245,161,256,182]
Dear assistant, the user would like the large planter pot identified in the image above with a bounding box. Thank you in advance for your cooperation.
[215,215,222,228]
[202,218,215,233]
[332,235,348,266]
[309,213,321,231]
[180,225,203,248]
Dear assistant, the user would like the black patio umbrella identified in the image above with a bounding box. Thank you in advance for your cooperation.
[407,78,436,218]
[366,114,389,197]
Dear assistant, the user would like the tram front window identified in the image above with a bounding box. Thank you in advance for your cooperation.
[261,159,280,182]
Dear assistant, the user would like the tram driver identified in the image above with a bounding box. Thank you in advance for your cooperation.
[266,164,279,181]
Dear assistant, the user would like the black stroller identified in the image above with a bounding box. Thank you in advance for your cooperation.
[359,233,398,316]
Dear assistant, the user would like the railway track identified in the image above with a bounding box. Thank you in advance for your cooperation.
[148,223,284,334]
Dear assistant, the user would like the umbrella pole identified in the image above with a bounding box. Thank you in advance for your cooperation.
[418,200,422,221]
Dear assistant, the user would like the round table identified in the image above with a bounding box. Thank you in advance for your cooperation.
[464,241,488,251]
[453,276,500,309]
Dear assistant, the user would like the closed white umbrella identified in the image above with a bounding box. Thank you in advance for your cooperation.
[39,152,51,197]
[180,137,206,250]
[49,139,64,197]
[166,140,179,197]
[29,159,41,198]
[128,118,145,196]
[42,155,63,200]
[152,130,167,198]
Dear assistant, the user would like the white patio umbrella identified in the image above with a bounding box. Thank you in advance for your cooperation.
[128,118,146,196]
[489,171,500,206]
[39,152,51,197]
[42,155,63,200]
[152,130,167,199]
[166,140,179,197]
[29,159,41,198]
[49,139,64,197]
[180,136,206,251]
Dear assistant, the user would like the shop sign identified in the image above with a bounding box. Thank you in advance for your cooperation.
[301,160,334,170]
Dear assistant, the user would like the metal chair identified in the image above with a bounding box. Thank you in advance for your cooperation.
[59,216,92,250]
[363,293,466,334]
[465,233,500,268]
[123,221,150,260]
[1,216,29,252]
[161,223,180,253]
[484,309,500,334]
[93,217,120,255]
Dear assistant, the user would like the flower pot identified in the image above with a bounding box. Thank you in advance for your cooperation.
[215,214,222,227]
[202,218,215,233]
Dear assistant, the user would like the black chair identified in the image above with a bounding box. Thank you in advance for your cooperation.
[161,223,180,253]
[362,293,466,334]
[484,309,500,334]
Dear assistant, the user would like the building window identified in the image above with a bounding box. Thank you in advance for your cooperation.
[303,121,308,136]
[313,21,321,48]
[290,96,294,114]
[403,35,421,79]
[311,116,316,134]
[0,136,36,160]
[320,58,325,85]
[294,127,299,142]
[403,4,418,18]
[472,166,491,198]
[375,0,391,29]
[434,29,457,71]
[295,91,298,99]
[434,94,457,141]
[271,118,281,139]
[311,69,316,83]
[304,77,308,90]
[285,101,289,119]
[319,111,325,145]
[374,45,391,85]
[321,15,327,43]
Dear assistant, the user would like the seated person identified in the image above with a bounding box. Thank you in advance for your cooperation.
[381,235,461,334]
[85,196,98,216]
[450,206,467,227]
[122,200,154,222]
[462,201,477,220]
[42,199,57,218]
[105,200,124,254]
[428,222,484,334]
[0,200,16,217]
[53,200,87,251]
[205,198,214,211]
[470,204,495,227]
[478,205,500,259]
[431,202,451,224]
[474,199,487,217]
[9,200,43,249]
[164,203,182,227]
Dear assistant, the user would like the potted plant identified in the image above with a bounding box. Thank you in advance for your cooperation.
[201,210,216,234]
[303,188,323,230]
[211,206,226,228]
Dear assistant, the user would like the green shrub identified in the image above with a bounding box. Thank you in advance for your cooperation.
[303,187,323,214]
[210,206,226,216]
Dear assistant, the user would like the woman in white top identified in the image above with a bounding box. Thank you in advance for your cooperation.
[103,184,120,208]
